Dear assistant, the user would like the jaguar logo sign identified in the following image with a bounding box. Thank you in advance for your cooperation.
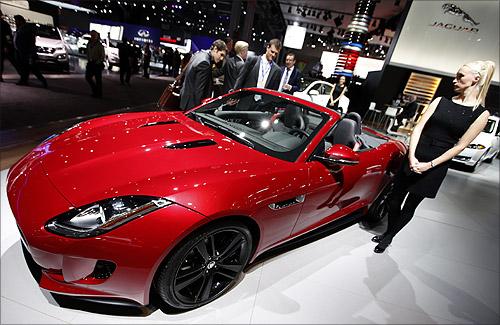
[137,29,150,38]
[428,3,480,33]
[442,3,479,26]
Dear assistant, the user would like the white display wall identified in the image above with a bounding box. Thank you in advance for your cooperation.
[390,0,499,83]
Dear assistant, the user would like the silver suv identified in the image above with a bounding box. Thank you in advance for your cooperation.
[35,24,69,72]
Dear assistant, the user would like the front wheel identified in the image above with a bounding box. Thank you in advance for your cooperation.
[154,221,252,310]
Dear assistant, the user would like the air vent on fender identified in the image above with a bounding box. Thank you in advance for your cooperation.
[140,120,179,128]
[164,139,216,149]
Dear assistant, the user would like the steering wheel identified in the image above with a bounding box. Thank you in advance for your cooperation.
[289,128,309,139]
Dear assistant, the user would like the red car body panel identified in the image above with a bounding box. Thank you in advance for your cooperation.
[7,88,406,306]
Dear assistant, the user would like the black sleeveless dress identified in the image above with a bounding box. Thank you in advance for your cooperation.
[394,97,488,198]
[327,84,345,110]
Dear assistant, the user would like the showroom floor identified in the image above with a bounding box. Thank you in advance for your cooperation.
[1,160,499,324]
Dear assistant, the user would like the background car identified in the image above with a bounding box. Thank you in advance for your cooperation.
[453,115,500,171]
[76,33,90,54]
[34,24,69,72]
[104,38,120,70]
[293,80,350,114]
[8,88,405,312]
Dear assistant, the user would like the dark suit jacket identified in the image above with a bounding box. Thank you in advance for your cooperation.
[222,55,245,94]
[233,55,281,91]
[180,50,212,111]
[14,23,36,58]
[280,66,302,94]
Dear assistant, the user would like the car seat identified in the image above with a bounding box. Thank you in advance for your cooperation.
[329,118,358,149]
[344,112,362,135]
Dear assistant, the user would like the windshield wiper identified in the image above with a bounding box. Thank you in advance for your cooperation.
[204,121,255,149]
[187,111,205,125]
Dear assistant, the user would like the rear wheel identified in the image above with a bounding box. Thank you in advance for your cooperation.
[155,221,252,310]
[360,182,393,229]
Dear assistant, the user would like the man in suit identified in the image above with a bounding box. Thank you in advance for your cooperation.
[233,38,282,91]
[13,15,47,87]
[279,52,302,94]
[180,39,227,111]
[223,40,248,94]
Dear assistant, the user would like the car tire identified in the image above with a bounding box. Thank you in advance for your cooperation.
[484,151,497,163]
[154,221,252,310]
[360,182,393,229]
[61,62,70,73]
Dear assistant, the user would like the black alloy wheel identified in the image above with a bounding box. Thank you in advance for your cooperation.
[155,221,252,310]
[360,182,394,229]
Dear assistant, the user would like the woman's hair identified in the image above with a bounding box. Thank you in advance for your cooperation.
[464,60,496,108]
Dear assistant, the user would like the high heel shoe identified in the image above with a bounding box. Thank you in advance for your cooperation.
[371,235,384,243]
[374,243,389,253]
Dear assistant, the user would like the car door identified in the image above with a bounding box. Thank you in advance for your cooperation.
[291,138,387,236]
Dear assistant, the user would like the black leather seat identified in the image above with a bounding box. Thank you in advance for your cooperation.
[282,105,305,130]
[330,118,358,149]
[344,112,362,135]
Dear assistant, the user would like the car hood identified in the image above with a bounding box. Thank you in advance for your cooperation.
[36,37,64,48]
[471,131,495,146]
[39,112,287,212]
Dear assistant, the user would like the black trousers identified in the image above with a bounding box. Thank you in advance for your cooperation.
[382,187,425,244]
[1,47,17,79]
[15,52,46,84]
[85,62,103,96]
[119,63,131,84]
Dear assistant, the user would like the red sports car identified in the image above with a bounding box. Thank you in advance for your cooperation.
[7,88,406,311]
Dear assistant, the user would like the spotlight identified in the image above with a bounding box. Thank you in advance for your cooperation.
[301,8,307,17]
[316,10,321,19]
[288,6,291,13]
[307,9,311,16]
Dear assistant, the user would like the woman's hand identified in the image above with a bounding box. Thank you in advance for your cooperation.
[411,161,432,174]
[409,156,419,171]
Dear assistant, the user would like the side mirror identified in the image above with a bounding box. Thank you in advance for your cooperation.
[314,144,359,166]
[308,89,320,96]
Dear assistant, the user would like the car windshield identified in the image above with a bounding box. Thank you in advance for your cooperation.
[35,24,60,40]
[187,90,329,162]
[483,119,496,133]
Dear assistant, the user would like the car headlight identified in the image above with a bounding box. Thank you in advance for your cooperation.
[467,144,486,150]
[45,196,171,238]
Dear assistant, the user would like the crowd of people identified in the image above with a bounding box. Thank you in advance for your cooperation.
[177,37,309,111]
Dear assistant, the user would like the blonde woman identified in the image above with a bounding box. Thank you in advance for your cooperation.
[372,60,496,253]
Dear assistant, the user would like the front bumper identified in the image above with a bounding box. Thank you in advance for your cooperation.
[8,156,208,306]
[37,52,69,65]
[452,148,485,166]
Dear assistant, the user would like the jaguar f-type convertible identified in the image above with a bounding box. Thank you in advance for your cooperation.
[7,88,406,311]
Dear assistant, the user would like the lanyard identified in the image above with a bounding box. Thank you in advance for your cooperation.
[258,58,272,88]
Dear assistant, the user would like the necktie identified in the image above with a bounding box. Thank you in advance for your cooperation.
[280,68,290,92]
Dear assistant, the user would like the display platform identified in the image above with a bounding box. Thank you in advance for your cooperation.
[1,161,498,324]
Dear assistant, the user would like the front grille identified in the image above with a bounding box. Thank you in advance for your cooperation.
[37,46,56,54]
[454,155,471,161]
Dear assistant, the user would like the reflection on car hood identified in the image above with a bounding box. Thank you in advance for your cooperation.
[36,37,64,48]
[38,112,285,210]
